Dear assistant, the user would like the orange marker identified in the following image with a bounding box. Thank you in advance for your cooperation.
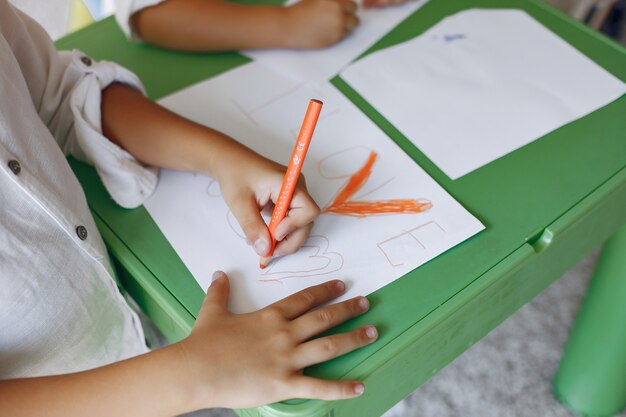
[260,99,323,269]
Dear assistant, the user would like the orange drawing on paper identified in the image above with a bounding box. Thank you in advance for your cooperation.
[321,149,432,217]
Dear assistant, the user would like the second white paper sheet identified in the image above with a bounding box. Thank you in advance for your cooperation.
[244,0,427,83]
[341,9,626,179]
[147,62,483,313]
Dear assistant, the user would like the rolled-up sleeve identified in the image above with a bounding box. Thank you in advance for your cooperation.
[9,3,158,208]
[114,0,167,40]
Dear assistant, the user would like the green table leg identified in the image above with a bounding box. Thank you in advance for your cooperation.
[554,223,626,417]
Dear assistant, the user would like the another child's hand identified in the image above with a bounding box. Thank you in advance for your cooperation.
[215,145,320,258]
[175,273,376,409]
[362,0,411,8]
[285,0,359,49]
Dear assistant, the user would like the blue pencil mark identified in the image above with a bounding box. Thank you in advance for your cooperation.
[443,33,466,43]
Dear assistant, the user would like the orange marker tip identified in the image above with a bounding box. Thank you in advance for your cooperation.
[259,256,271,269]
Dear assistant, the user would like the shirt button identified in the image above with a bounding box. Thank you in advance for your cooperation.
[76,225,88,240]
[80,56,92,66]
[8,160,21,175]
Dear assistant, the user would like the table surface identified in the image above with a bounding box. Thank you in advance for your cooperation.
[56,0,626,391]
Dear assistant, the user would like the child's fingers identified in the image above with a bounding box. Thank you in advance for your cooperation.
[288,376,365,401]
[273,214,316,244]
[339,0,358,14]
[362,0,407,8]
[274,223,314,256]
[228,192,272,256]
[269,280,346,319]
[293,326,378,369]
[272,191,319,243]
[343,13,359,34]
[292,296,369,341]
[284,190,320,227]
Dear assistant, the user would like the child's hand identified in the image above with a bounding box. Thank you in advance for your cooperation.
[102,84,318,258]
[215,145,320,258]
[362,0,411,8]
[175,273,377,409]
[285,0,359,49]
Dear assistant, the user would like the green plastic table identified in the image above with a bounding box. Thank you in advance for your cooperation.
[55,1,626,416]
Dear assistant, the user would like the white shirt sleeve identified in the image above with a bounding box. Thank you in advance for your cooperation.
[10,3,158,208]
[114,0,167,40]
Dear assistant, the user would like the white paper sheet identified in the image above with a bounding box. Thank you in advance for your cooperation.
[146,62,484,313]
[244,0,427,83]
[341,9,626,180]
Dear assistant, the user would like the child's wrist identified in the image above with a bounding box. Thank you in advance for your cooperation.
[162,342,217,412]
[281,6,304,49]
[192,129,239,180]
[208,136,259,184]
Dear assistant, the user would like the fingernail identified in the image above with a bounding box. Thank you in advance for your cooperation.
[358,297,369,310]
[365,326,377,339]
[354,383,365,395]
[335,280,345,292]
[254,238,268,256]
[212,271,225,282]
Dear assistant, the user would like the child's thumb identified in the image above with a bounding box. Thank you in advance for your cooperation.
[203,270,231,310]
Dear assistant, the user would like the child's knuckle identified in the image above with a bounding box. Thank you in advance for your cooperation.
[261,306,283,322]
[322,338,340,355]
[316,309,335,324]
[273,328,293,345]
[298,289,317,307]
[310,205,321,218]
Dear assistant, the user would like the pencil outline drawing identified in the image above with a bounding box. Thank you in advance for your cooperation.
[258,235,344,283]
[377,221,446,267]
[230,82,303,127]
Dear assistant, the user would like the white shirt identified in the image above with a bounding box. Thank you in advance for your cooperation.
[114,0,166,40]
[0,0,159,378]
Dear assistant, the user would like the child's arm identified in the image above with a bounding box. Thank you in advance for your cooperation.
[0,276,377,416]
[128,0,359,51]
[101,82,317,256]
[2,4,375,414]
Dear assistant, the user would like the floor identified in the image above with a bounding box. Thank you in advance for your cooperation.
[9,1,625,416]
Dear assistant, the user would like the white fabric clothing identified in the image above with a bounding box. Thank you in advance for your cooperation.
[0,0,158,378]
[114,0,166,40]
